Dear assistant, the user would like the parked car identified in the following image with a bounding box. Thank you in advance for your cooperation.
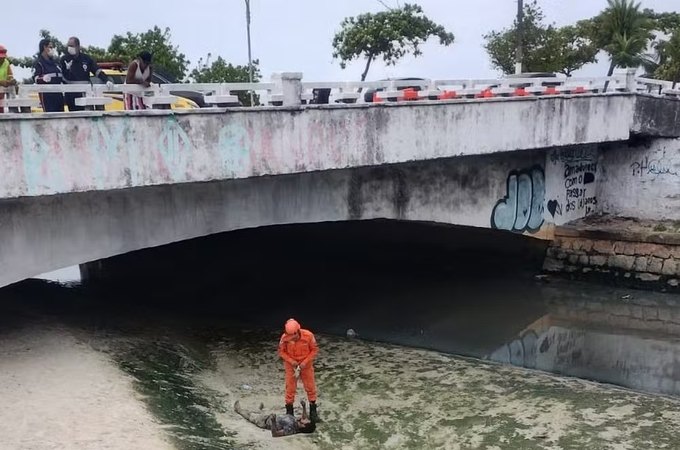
[27,63,199,112]
[97,62,202,109]
[363,77,430,103]
[502,72,560,88]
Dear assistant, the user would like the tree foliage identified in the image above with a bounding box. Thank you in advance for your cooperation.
[190,55,262,105]
[13,26,190,81]
[101,26,190,81]
[652,28,680,83]
[9,29,63,70]
[641,12,680,82]
[483,1,597,76]
[579,0,654,76]
[332,3,454,81]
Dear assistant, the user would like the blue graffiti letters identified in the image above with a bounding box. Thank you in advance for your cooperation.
[491,166,545,232]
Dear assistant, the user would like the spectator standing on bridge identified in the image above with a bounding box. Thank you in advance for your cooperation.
[60,37,114,111]
[0,45,17,113]
[33,39,64,112]
[124,51,153,110]
[278,318,320,422]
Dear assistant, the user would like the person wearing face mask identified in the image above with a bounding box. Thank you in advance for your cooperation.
[60,36,115,111]
[33,38,64,112]
[0,45,18,113]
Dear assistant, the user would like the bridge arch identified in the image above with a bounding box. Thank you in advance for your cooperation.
[0,151,549,287]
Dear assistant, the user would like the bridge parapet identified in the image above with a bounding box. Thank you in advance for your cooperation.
[1,69,678,112]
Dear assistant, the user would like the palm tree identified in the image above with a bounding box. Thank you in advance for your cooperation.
[590,0,653,91]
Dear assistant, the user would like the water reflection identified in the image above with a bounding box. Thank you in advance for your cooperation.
[489,282,680,396]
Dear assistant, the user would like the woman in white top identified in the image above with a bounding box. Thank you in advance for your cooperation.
[124,51,153,110]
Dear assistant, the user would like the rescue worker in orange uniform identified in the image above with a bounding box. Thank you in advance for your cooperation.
[278,318,320,422]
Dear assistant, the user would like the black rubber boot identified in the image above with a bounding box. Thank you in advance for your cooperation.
[309,401,321,423]
[285,403,294,416]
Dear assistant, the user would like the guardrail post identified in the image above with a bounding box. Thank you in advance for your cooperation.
[624,68,637,92]
[280,72,303,106]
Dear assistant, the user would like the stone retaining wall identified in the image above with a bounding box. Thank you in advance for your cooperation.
[544,235,680,291]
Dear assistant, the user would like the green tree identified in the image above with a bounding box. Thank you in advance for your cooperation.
[640,12,680,82]
[645,11,680,34]
[653,29,680,84]
[332,3,454,81]
[190,55,262,105]
[14,27,191,82]
[105,26,190,81]
[580,0,654,76]
[483,1,597,76]
[545,25,599,76]
[11,29,65,70]
[484,0,549,74]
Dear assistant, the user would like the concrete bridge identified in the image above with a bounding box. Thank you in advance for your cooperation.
[0,72,679,287]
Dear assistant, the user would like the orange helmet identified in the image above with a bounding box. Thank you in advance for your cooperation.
[285,318,300,335]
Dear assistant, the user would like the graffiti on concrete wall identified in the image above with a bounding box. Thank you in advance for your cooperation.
[89,120,127,188]
[13,116,254,196]
[20,122,67,195]
[217,122,249,176]
[630,153,679,177]
[491,166,545,232]
[546,147,599,223]
[158,116,194,181]
[563,160,598,215]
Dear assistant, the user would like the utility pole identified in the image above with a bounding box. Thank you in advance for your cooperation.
[515,0,524,74]
[245,0,255,105]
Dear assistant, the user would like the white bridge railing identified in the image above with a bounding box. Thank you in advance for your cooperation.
[0,69,678,113]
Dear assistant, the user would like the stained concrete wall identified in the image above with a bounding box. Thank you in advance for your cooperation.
[0,151,548,287]
[0,95,636,199]
[598,138,680,221]
[1,94,679,287]
[544,145,600,226]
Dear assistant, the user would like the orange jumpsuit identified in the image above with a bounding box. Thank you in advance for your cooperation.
[278,328,318,404]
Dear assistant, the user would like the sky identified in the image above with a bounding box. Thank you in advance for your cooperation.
[3,0,679,82]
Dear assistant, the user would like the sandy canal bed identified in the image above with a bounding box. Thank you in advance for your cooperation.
[1,321,680,449]
[0,324,172,450]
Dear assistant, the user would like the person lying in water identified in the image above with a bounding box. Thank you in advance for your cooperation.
[234,399,316,437]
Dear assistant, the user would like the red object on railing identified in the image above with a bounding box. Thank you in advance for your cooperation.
[514,87,528,96]
[403,88,419,100]
[573,86,587,94]
[475,88,495,98]
[98,62,126,70]
[372,92,383,103]
[545,86,560,95]
[438,90,458,100]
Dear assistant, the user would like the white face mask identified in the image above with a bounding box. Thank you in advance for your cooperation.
[67,46,77,56]
[49,48,58,58]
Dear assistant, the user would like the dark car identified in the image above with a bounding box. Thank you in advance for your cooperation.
[503,72,560,88]
[363,77,430,103]
[152,69,208,107]
[99,62,208,107]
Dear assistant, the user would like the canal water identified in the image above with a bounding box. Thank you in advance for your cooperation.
[1,267,680,449]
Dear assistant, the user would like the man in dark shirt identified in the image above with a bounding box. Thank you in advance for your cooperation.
[234,399,316,437]
[33,38,64,112]
[60,36,114,111]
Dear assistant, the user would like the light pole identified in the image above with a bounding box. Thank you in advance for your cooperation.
[515,0,524,74]
[245,0,255,105]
